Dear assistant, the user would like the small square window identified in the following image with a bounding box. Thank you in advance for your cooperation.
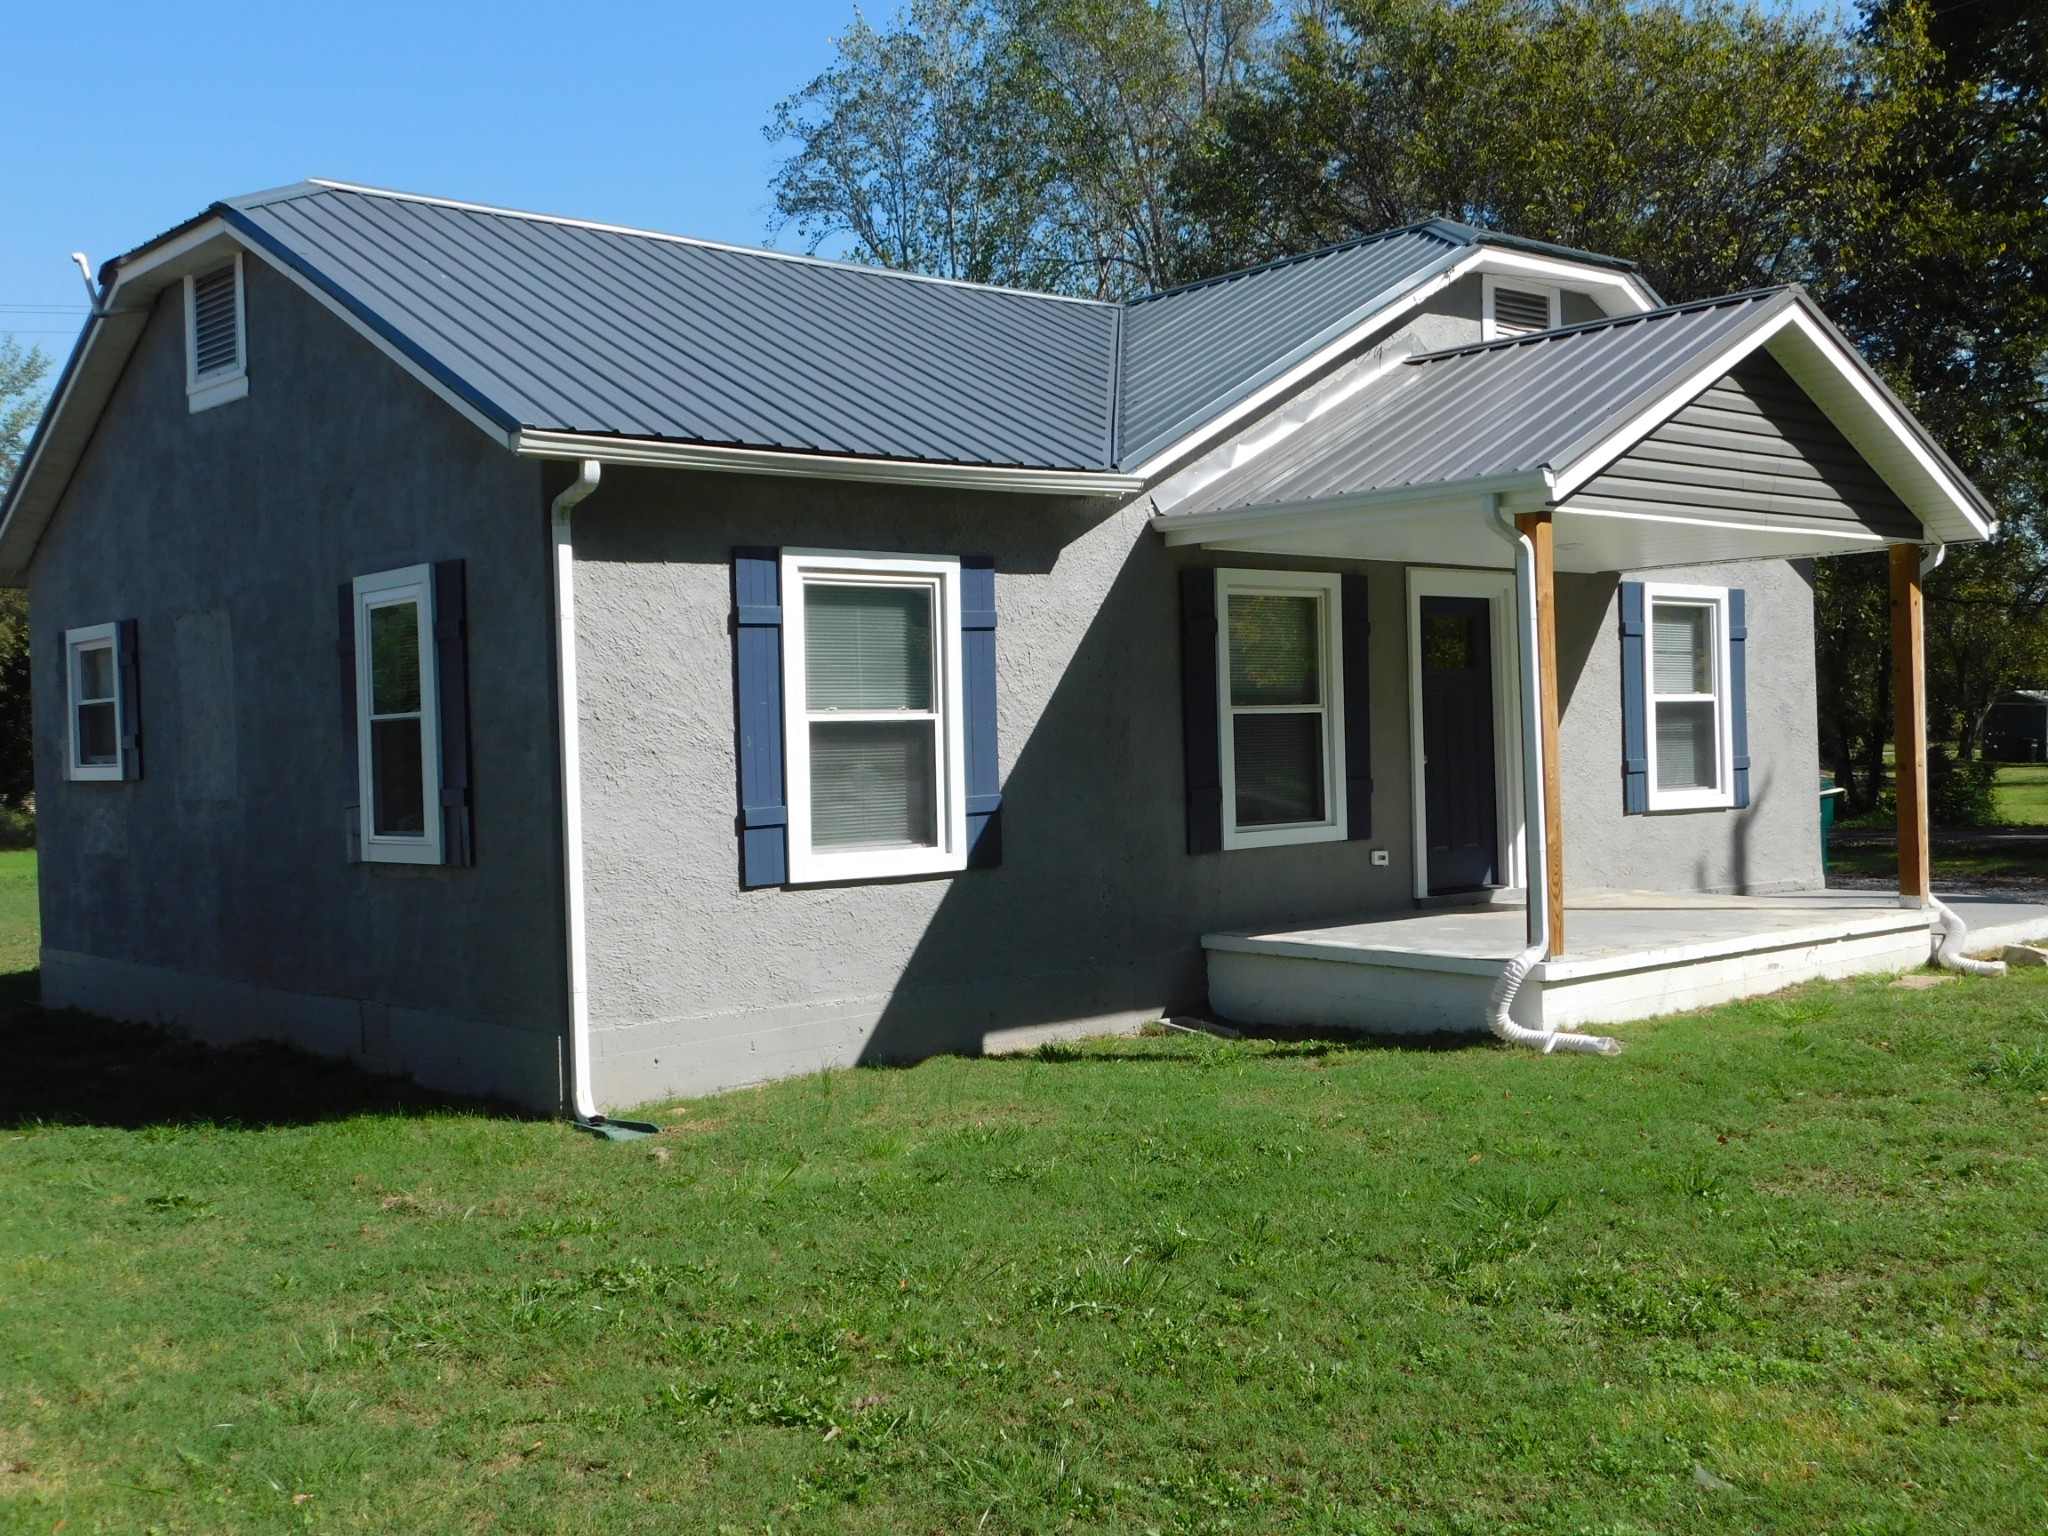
[353,565,444,864]
[1641,584,1734,810]
[65,622,126,782]
[781,551,966,883]
[1215,569,1347,849]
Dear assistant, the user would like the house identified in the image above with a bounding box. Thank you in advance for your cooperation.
[1982,691,2048,762]
[0,180,2004,1115]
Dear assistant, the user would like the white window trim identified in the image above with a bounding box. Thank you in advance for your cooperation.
[781,549,967,884]
[1404,568,1527,898]
[1215,567,1347,851]
[1641,581,1736,813]
[185,253,248,413]
[1482,274,1562,341]
[64,621,123,782]
[354,564,445,865]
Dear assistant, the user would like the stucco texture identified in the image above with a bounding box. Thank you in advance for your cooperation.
[29,259,567,1103]
[1554,559,1822,895]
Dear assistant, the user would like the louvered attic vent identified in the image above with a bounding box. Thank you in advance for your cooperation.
[191,265,241,377]
[1491,286,1555,336]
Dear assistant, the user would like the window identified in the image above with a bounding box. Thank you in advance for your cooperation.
[1482,276,1560,340]
[184,255,247,412]
[353,565,443,864]
[1642,582,1734,811]
[1215,569,1346,849]
[780,551,966,883]
[65,622,125,782]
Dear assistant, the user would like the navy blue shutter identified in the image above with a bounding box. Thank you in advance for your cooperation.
[961,556,1002,868]
[1728,587,1751,809]
[1341,574,1372,839]
[1180,567,1223,854]
[1619,581,1649,815]
[433,560,474,865]
[115,618,142,781]
[732,549,788,887]
[337,584,361,859]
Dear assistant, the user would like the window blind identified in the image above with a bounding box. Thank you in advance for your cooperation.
[806,584,933,712]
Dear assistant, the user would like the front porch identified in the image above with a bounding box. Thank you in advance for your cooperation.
[1205,890,2048,1035]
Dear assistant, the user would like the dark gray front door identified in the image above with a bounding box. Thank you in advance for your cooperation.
[1419,596,1499,893]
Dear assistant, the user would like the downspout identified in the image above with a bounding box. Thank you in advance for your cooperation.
[1482,493,1622,1055]
[1914,542,2007,977]
[550,460,661,1136]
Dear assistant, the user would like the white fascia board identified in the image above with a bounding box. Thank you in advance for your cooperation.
[1127,247,1659,489]
[1151,470,1553,547]
[513,429,1144,498]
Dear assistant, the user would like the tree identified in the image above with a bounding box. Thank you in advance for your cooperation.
[1174,0,1916,304]
[0,338,51,811]
[767,0,1271,297]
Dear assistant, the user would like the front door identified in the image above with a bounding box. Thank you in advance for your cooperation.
[1419,595,1499,893]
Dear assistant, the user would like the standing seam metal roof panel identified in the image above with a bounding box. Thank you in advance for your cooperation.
[231,184,1124,470]
[1117,225,1469,464]
[1169,291,1791,513]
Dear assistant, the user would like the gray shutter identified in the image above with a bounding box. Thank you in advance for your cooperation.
[1729,587,1750,809]
[115,618,142,781]
[732,549,788,887]
[961,556,1002,868]
[1341,574,1371,839]
[1180,567,1222,854]
[1619,581,1648,815]
[434,560,474,865]
[337,582,361,859]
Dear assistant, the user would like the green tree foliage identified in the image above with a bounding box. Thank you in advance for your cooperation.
[0,339,50,810]
[768,0,1270,296]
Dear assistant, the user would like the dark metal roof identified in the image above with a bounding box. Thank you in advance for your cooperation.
[222,183,1123,471]
[1117,223,1470,466]
[1172,289,1794,512]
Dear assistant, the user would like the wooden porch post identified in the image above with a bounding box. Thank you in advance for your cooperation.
[1890,544,1931,906]
[1517,510,1567,956]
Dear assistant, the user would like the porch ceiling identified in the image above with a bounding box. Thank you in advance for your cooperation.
[1151,286,1996,570]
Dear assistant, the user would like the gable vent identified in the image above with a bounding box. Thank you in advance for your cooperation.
[191,264,241,378]
[1491,286,1555,337]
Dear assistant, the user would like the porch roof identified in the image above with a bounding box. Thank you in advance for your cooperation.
[1153,287,1997,572]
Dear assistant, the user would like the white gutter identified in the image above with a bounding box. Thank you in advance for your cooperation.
[549,460,619,1126]
[515,429,1142,499]
[1482,493,1622,1055]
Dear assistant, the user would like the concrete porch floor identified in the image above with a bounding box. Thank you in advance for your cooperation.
[1203,890,2048,1036]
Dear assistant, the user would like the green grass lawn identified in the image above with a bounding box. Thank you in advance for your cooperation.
[4,875,2048,1531]
[1997,763,2048,825]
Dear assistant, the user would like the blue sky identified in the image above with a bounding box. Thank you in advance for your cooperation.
[2,0,859,359]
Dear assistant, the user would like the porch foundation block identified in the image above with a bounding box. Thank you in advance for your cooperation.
[1203,897,1948,1036]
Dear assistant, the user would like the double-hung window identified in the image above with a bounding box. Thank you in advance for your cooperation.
[353,565,444,864]
[1215,568,1346,849]
[781,551,966,882]
[65,622,124,781]
[1642,582,1733,811]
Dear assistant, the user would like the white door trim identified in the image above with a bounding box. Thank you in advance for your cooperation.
[1405,567,1526,900]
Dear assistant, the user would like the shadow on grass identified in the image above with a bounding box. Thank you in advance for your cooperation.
[0,972,541,1131]
[977,1022,1500,1068]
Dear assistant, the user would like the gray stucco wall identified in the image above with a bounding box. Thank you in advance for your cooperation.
[1555,559,1822,895]
[29,258,567,1104]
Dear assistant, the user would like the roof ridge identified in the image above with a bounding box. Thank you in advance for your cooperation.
[255,179,1120,310]
[1122,221,1464,309]
[1404,286,1795,365]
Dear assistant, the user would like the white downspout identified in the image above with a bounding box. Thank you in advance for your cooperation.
[1912,542,2007,976]
[551,461,606,1121]
[1483,494,1621,1055]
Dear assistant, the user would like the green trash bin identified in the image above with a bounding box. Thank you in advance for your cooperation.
[1820,776,1848,872]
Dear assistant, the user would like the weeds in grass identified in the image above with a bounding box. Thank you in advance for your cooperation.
[1973,1038,2048,1090]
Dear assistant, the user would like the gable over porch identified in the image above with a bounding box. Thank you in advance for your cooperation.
[1153,286,2006,1046]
